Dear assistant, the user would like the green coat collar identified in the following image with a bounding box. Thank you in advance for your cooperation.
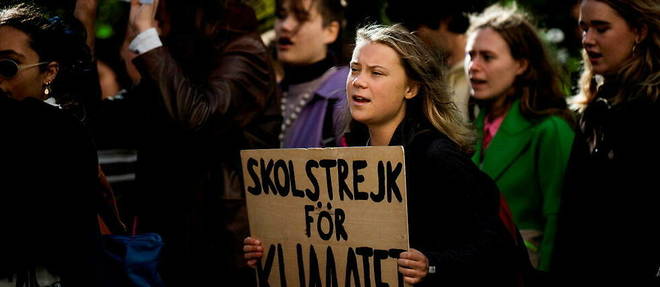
[473,99,535,180]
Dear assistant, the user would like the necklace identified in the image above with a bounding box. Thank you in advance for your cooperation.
[279,91,313,142]
[278,67,338,144]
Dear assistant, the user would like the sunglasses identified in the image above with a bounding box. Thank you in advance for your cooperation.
[0,59,48,79]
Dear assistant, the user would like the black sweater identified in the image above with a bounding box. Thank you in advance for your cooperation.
[389,118,527,286]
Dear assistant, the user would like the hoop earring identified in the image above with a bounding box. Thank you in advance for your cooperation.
[632,40,640,55]
[43,81,52,97]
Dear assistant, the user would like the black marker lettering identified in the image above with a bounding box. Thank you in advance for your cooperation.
[345,247,361,287]
[387,162,403,203]
[353,160,368,200]
[326,246,338,287]
[337,159,353,200]
[289,160,305,198]
[246,157,261,195]
[373,249,389,287]
[356,247,373,287]
[319,160,336,200]
[260,159,276,194]
[305,160,320,201]
[274,159,290,196]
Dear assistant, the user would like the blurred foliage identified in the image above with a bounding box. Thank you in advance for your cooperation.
[95,0,129,39]
[32,0,584,93]
[245,0,276,33]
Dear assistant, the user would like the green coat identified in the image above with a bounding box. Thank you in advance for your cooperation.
[472,100,574,271]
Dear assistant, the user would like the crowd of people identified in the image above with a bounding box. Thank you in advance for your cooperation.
[1,0,658,286]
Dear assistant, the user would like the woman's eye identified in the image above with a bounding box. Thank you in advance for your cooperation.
[580,25,589,34]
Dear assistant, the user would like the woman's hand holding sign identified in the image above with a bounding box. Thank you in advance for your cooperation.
[243,237,264,268]
[398,248,429,284]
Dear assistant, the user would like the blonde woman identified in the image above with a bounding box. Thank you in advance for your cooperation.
[246,24,530,286]
[554,0,660,285]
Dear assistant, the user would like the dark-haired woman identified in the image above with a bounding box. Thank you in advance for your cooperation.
[0,3,102,286]
[125,0,279,285]
[466,5,575,271]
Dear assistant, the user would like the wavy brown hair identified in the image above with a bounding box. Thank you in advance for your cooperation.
[355,24,475,152]
[573,0,659,110]
[469,4,573,122]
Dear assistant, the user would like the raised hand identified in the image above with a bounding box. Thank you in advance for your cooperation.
[128,0,159,36]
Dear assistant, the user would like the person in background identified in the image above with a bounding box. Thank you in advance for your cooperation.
[465,4,575,271]
[0,3,103,286]
[246,24,532,286]
[125,0,280,285]
[275,0,349,148]
[386,0,492,121]
[553,0,659,285]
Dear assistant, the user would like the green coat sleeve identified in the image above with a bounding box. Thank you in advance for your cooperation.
[535,117,574,270]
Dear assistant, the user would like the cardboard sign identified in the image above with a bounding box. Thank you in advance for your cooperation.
[241,146,410,287]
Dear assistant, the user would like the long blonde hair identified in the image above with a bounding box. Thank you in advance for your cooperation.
[355,24,475,152]
[573,0,660,110]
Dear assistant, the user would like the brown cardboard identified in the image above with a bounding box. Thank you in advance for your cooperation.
[241,146,410,287]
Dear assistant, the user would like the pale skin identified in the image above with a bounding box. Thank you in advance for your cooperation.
[578,0,646,76]
[128,0,160,36]
[73,0,98,51]
[244,41,431,285]
[275,0,339,66]
[466,27,527,118]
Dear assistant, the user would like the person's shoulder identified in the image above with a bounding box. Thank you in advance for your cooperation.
[534,114,575,138]
[409,128,471,169]
[317,66,350,99]
[326,66,349,85]
[407,127,499,195]
[221,31,269,55]
[27,100,83,128]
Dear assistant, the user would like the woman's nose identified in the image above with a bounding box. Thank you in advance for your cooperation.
[351,74,366,89]
[467,57,481,73]
[278,15,297,33]
[582,29,596,48]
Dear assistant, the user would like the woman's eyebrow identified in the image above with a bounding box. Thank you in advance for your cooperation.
[0,50,25,60]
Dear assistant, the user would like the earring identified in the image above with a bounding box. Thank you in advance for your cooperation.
[43,81,52,97]
[632,39,640,55]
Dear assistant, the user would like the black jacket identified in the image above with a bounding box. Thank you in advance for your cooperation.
[553,86,660,285]
[124,26,278,285]
[390,118,529,286]
[0,96,102,286]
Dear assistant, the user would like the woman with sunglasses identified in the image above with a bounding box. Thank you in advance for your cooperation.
[0,3,103,286]
[553,0,660,285]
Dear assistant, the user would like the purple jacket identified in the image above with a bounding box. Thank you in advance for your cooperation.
[282,66,349,148]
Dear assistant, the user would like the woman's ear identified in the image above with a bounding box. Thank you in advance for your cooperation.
[323,20,340,45]
[635,24,648,43]
[404,82,419,100]
[42,62,59,85]
[515,59,528,76]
